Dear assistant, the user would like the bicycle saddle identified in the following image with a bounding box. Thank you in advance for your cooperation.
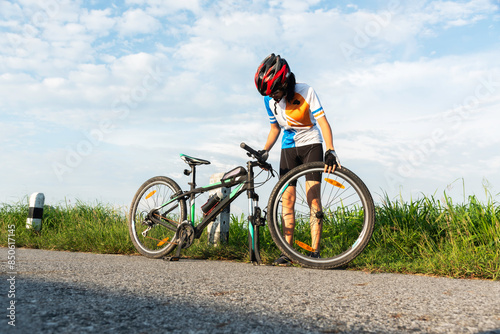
[180,154,211,166]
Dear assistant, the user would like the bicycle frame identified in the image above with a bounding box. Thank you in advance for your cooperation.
[154,159,266,263]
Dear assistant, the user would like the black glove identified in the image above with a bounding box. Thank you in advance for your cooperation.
[324,149,341,170]
[257,150,269,162]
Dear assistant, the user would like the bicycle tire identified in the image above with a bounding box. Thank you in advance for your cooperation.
[128,176,187,258]
[267,162,375,269]
[248,223,262,264]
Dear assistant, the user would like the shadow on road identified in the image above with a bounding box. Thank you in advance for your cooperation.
[2,276,392,334]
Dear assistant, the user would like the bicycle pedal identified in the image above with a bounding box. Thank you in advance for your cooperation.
[163,256,180,261]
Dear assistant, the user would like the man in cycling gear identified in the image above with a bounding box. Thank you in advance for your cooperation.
[255,53,340,265]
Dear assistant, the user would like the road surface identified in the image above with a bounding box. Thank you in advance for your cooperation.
[1,248,499,333]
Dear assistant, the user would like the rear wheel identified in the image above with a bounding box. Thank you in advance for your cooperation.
[267,162,375,269]
[128,176,187,258]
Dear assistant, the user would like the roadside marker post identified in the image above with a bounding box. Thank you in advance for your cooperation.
[207,173,230,245]
[26,192,45,231]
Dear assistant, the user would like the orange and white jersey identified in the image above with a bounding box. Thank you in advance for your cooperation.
[264,83,325,149]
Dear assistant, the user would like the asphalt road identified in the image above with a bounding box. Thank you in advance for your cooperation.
[1,248,499,333]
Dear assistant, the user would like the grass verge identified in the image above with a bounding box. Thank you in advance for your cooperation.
[1,194,498,280]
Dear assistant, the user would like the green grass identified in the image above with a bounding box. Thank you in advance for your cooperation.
[1,194,499,280]
[0,200,134,254]
[351,193,500,280]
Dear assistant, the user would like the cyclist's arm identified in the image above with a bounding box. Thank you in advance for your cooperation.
[317,116,339,173]
[263,123,281,151]
[317,117,334,151]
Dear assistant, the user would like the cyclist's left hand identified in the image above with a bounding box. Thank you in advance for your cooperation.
[324,149,341,174]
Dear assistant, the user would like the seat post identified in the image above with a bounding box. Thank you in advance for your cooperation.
[188,164,196,190]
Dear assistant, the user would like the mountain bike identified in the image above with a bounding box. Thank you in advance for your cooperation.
[128,143,375,269]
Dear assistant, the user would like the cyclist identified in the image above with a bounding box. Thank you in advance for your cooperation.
[254,53,341,266]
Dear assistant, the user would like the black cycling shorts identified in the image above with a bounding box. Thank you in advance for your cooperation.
[280,144,323,185]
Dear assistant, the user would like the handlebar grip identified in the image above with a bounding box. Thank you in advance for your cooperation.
[240,142,254,153]
[240,142,260,156]
[240,142,275,176]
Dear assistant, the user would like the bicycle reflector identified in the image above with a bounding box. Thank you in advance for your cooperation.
[145,190,157,199]
[157,237,170,246]
[295,240,315,252]
[324,178,345,189]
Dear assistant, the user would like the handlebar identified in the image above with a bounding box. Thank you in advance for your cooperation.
[240,142,274,174]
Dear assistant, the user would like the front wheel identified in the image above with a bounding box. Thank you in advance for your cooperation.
[267,162,375,269]
[128,176,187,258]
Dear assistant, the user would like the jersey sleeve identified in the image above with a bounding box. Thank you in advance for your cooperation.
[264,96,277,124]
[307,87,325,120]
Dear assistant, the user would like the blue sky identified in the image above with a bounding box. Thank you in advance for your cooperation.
[1,0,499,210]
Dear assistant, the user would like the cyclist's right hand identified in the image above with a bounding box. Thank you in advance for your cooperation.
[257,150,273,175]
[240,142,274,175]
[257,150,269,162]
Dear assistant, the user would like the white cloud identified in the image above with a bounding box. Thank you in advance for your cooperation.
[80,9,116,36]
[0,1,23,21]
[427,0,497,27]
[190,11,281,47]
[110,52,159,76]
[125,0,201,15]
[332,0,499,64]
[116,8,161,36]
[269,0,321,12]
[42,22,87,42]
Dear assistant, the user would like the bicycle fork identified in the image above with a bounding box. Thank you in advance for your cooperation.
[246,161,266,265]
[247,196,262,264]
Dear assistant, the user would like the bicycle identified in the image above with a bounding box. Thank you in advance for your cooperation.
[128,143,375,269]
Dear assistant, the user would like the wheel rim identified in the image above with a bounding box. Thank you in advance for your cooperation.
[271,167,372,265]
[131,181,183,255]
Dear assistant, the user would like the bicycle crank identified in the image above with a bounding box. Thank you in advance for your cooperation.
[176,221,195,249]
[163,221,195,261]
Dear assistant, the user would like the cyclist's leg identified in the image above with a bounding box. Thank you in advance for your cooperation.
[281,185,296,245]
[303,144,324,252]
[279,144,322,251]
[279,147,300,246]
[306,180,322,252]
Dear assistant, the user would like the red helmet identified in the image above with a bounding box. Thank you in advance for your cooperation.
[254,53,290,96]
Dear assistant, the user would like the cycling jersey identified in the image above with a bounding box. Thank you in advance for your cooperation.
[264,83,325,149]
